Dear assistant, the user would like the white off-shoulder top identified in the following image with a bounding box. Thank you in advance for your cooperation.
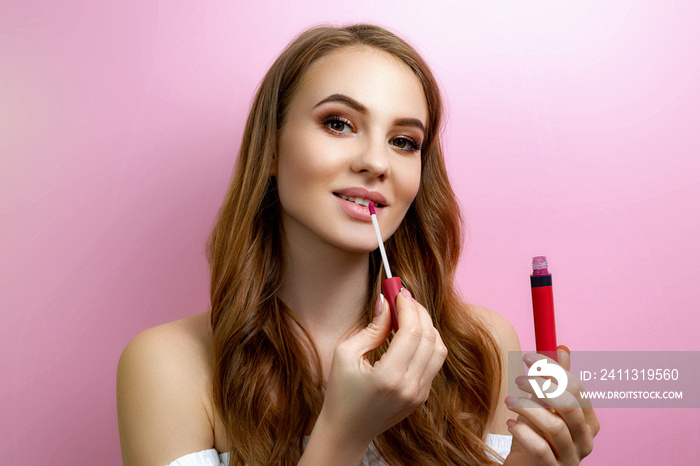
[166,433,512,465]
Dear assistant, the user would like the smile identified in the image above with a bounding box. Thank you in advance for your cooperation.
[334,193,385,207]
[333,194,385,221]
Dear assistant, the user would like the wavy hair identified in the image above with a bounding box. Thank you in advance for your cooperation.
[206,24,502,465]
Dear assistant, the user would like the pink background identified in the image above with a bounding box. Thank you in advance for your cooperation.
[2,1,698,464]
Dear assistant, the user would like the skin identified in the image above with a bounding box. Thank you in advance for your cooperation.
[271,45,425,347]
[116,46,599,466]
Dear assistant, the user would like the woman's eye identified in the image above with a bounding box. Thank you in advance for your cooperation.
[322,116,353,134]
[392,137,420,152]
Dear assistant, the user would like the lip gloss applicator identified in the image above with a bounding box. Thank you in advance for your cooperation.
[530,255,558,362]
[368,202,402,332]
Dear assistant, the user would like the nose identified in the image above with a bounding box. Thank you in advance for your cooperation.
[350,134,390,179]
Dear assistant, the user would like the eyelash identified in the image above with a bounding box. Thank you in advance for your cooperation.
[320,115,422,153]
[391,136,421,152]
[321,114,354,134]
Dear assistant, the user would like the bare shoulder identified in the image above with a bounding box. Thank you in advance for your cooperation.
[117,311,215,466]
[468,304,521,353]
[467,304,526,436]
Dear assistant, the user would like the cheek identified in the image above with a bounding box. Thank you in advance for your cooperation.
[411,169,422,198]
[399,163,422,207]
[280,152,335,187]
[276,131,336,198]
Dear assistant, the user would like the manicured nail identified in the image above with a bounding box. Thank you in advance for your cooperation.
[515,376,527,385]
[558,345,571,355]
[506,419,519,428]
[505,396,518,406]
[523,352,541,365]
[375,294,385,316]
[401,288,413,300]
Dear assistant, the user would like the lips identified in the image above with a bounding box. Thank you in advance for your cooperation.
[334,194,377,221]
[332,187,388,207]
[333,193,385,207]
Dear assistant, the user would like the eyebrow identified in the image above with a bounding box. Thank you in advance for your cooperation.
[313,93,426,133]
[314,94,367,113]
[394,118,425,134]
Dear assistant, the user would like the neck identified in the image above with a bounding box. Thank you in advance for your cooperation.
[278,230,370,342]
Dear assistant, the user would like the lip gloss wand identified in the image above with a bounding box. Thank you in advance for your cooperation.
[368,202,402,332]
[530,255,558,361]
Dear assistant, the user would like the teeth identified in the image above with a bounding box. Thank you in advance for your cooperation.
[337,194,371,206]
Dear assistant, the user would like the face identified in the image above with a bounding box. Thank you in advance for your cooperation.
[273,46,428,253]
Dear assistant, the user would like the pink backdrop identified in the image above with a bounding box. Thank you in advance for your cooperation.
[2,1,698,464]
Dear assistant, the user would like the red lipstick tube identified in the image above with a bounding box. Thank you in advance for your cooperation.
[530,256,558,361]
[382,277,402,332]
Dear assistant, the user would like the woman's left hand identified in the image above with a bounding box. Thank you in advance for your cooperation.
[504,347,600,465]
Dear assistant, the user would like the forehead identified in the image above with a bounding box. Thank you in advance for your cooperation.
[294,46,428,123]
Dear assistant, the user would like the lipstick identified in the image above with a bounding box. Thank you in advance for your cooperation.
[530,256,558,361]
[368,202,402,332]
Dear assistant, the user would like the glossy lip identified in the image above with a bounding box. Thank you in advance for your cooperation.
[335,194,384,221]
[333,187,388,206]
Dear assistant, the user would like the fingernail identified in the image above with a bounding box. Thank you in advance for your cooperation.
[515,376,527,385]
[558,345,571,355]
[505,396,518,406]
[401,288,412,300]
[375,294,385,316]
[506,419,519,428]
[523,352,540,365]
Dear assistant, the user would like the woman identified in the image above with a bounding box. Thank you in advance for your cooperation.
[117,24,599,465]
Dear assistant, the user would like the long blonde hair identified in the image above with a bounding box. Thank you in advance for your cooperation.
[206,24,502,465]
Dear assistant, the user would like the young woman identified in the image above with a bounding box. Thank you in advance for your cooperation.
[117,24,599,465]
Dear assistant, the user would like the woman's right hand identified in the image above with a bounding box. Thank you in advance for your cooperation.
[315,288,448,450]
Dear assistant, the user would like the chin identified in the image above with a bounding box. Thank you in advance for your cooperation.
[332,237,380,254]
